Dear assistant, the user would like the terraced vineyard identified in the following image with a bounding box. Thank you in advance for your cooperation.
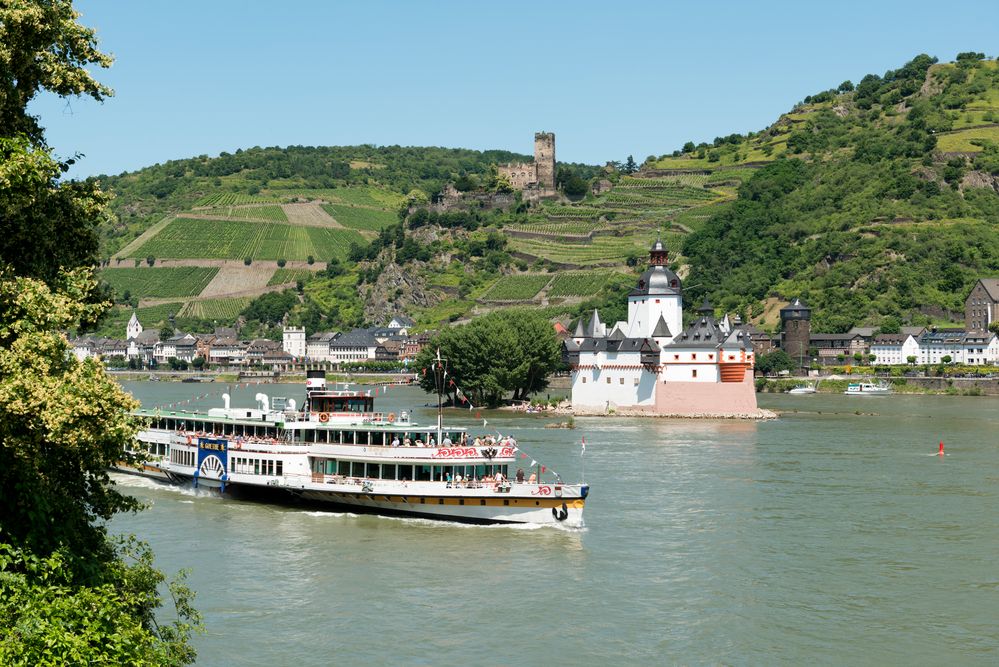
[188,205,289,222]
[179,298,251,320]
[547,272,612,297]
[321,204,396,231]
[131,218,365,261]
[541,205,603,219]
[100,267,218,298]
[509,234,653,267]
[480,274,552,301]
[96,302,184,337]
[273,186,406,209]
[267,268,315,286]
[194,193,281,207]
[514,221,597,236]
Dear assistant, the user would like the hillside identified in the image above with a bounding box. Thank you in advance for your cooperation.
[88,53,999,339]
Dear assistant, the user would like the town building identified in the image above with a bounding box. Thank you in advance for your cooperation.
[283,326,306,359]
[966,278,999,332]
[870,333,920,365]
[563,239,760,416]
[306,332,340,362]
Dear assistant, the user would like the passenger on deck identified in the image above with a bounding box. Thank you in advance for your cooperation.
[472,436,481,447]
[403,437,412,446]
[516,468,525,483]
[428,436,436,447]
[442,435,452,446]
[391,436,400,447]
[528,472,537,484]
[445,472,452,488]
[415,438,424,447]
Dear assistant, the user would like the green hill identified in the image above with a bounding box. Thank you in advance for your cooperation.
[90,53,999,339]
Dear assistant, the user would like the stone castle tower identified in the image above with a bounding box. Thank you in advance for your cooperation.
[780,298,812,365]
[534,132,556,190]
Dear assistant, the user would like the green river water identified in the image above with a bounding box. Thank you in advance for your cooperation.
[112,382,999,665]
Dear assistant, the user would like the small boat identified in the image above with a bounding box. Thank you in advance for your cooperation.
[843,381,891,396]
[787,383,817,395]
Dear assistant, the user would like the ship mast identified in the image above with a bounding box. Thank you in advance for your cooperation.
[434,347,445,446]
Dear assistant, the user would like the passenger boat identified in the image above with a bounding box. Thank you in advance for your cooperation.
[787,383,817,395]
[119,371,587,527]
[843,381,892,396]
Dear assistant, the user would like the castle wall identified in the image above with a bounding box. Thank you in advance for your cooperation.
[498,163,537,189]
[652,369,759,415]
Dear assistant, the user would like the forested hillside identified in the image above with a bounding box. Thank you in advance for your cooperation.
[678,53,999,331]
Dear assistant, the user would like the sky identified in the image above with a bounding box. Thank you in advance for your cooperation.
[30,0,999,178]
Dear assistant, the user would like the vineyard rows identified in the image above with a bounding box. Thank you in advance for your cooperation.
[481,274,552,301]
[100,267,219,298]
[515,221,596,236]
[268,268,315,286]
[132,218,365,262]
[509,235,652,266]
[179,298,251,320]
[546,272,612,297]
[621,174,712,187]
[194,193,280,207]
[541,205,603,218]
[321,204,396,231]
[189,205,289,222]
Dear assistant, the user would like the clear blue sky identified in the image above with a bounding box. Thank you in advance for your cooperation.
[31,0,999,178]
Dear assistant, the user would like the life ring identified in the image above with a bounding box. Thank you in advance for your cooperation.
[318,412,330,423]
[387,412,396,423]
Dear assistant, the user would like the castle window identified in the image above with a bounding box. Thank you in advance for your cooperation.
[692,369,698,378]
[634,378,639,386]
[691,353,697,360]
[655,299,660,304]
[671,280,677,287]
[619,378,624,385]
[582,377,587,383]
[708,354,714,360]
[606,377,611,384]
[673,354,679,360]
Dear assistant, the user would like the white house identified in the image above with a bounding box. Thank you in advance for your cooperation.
[870,333,920,365]
[283,326,306,359]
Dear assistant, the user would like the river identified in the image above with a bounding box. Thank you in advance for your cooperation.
[111,382,999,665]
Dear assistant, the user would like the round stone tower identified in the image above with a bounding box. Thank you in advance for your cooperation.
[780,297,812,365]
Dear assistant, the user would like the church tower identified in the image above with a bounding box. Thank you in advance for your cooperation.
[626,237,682,339]
[126,311,143,340]
[534,132,556,190]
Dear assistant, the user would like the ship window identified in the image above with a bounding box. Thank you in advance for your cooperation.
[504,499,510,506]
[351,462,364,477]
[338,460,351,475]
[381,464,396,480]
[253,460,260,475]
[439,498,444,505]
[480,499,486,506]
[417,465,432,481]
[366,463,379,478]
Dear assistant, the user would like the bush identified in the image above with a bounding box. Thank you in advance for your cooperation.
[146,256,155,266]
[307,255,315,265]
[277,258,286,268]
[244,257,252,266]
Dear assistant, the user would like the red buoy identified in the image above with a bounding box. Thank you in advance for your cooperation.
[939,441,944,456]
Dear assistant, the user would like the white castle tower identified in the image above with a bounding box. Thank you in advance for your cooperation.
[126,311,143,340]
[283,326,306,359]
[625,237,682,339]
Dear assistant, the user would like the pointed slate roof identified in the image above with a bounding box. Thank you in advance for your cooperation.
[573,318,585,337]
[584,309,603,338]
[651,314,672,338]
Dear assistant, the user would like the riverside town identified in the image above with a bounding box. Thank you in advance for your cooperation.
[5,2,999,664]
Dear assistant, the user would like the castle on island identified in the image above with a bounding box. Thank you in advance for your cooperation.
[563,239,764,417]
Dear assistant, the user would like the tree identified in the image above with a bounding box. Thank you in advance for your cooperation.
[989,321,999,335]
[906,355,917,365]
[0,3,200,662]
[756,349,797,375]
[941,355,952,364]
[146,255,155,267]
[276,258,286,268]
[853,352,864,363]
[412,310,560,407]
[682,141,696,153]
[622,155,639,174]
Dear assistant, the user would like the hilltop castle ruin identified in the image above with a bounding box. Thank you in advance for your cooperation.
[498,132,556,192]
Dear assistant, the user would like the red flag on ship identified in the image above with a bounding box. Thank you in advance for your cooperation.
[541,466,546,473]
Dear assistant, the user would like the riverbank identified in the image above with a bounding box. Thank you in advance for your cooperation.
[757,376,999,396]
[107,370,416,384]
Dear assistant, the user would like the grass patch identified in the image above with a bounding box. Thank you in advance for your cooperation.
[100,267,218,298]
[936,125,999,152]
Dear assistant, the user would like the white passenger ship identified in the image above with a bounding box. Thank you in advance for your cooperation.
[122,371,587,527]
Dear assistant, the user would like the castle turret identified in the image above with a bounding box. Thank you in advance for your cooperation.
[626,237,682,339]
[126,311,143,340]
[780,297,812,365]
[534,132,556,190]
